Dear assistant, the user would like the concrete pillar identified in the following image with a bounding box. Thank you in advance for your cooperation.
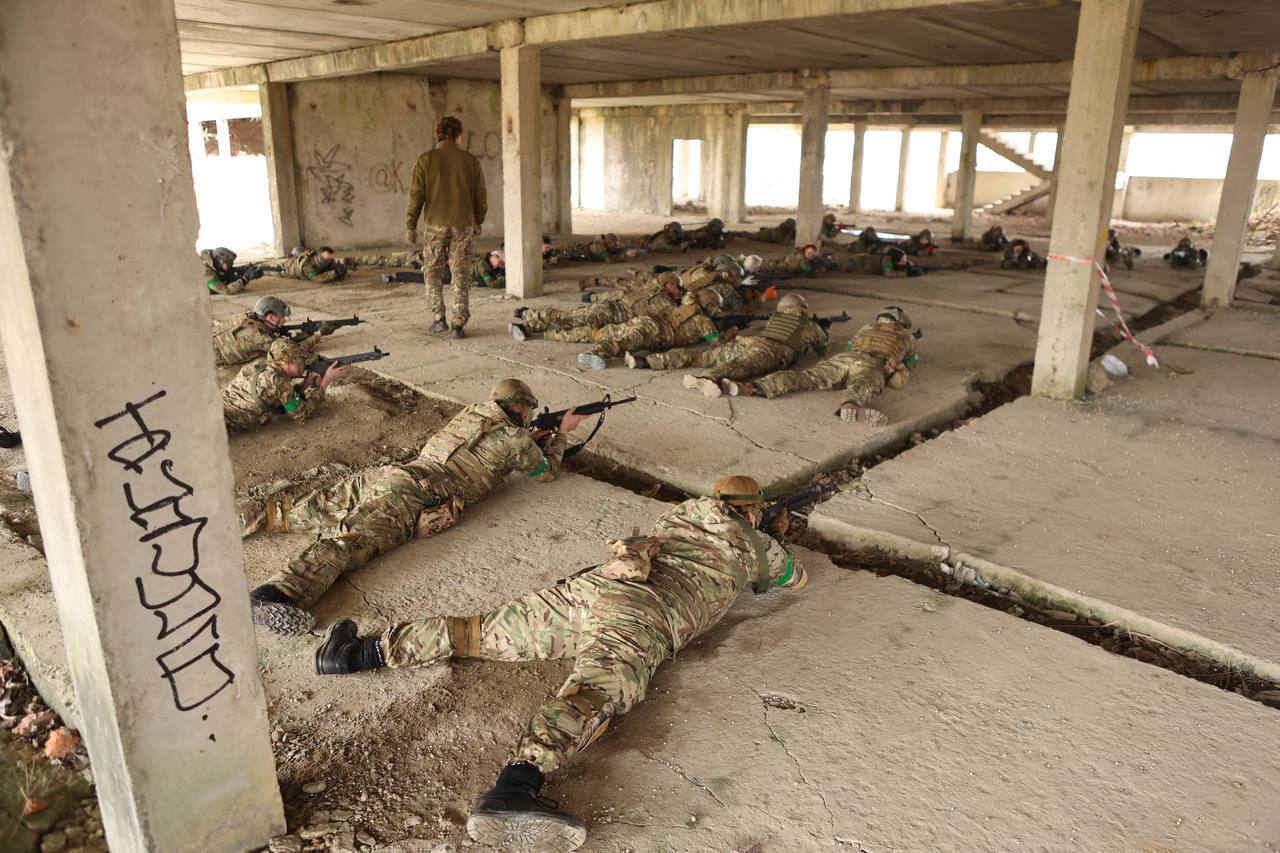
[500,45,543,298]
[725,108,748,225]
[215,118,231,157]
[1031,0,1144,400]
[894,126,912,212]
[935,130,951,209]
[950,109,981,242]
[796,81,830,246]
[847,120,867,215]
[0,2,284,850]
[259,82,302,255]
[554,89,573,235]
[1045,122,1065,227]
[1203,73,1279,309]
[1111,125,1135,218]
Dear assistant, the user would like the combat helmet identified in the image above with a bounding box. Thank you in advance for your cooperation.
[713,474,765,509]
[253,295,291,320]
[490,378,538,411]
[210,247,237,273]
[777,293,809,313]
[741,254,763,273]
[267,338,307,366]
[876,305,912,329]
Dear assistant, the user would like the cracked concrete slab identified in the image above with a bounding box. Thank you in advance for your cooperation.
[811,338,1280,667]
[1163,306,1280,359]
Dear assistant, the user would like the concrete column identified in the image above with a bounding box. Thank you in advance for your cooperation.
[796,81,830,246]
[1270,241,1280,271]
[500,44,543,298]
[847,120,867,215]
[0,2,284,850]
[1045,122,1065,227]
[570,113,581,211]
[553,89,573,235]
[1031,0,1144,400]
[725,108,748,225]
[259,82,301,255]
[950,109,981,241]
[1111,125,1135,218]
[1203,73,1279,309]
[935,130,951,209]
[894,126,912,212]
[215,118,231,157]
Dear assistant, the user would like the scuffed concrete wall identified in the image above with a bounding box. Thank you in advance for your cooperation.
[289,74,560,248]
[1120,177,1280,222]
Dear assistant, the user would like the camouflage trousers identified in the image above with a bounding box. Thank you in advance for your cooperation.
[207,277,248,295]
[523,301,627,334]
[263,466,451,608]
[646,337,790,382]
[347,250,420,268]
[382,570,673,775]
[579,273,641,292]
[422,225,478,328]
[755,350,887,408]
[558,315,716,359]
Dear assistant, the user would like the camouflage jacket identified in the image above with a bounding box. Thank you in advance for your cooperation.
[684,225,726,249]
[404,400,569,506]
[900,236,936,256]
[759,254,819,279]
[272,250,341,282]
[222,361,328,432]
[345,250,420,268]
[469,258,506,289]
[640,496,803,650]
[753,223,796,244]
[212,313,321,366]
[848,321,917,371]
[639,231,689,253]
[758,311,829,359]
[599,278,677,318]
[201,248,248,294]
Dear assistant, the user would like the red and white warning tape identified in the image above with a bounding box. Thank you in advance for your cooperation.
[1047,252,1160,367]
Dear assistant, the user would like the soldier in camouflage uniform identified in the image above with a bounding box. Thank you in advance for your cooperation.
[881,245,924,278]
[243,379,586,636]
[684,218,727,250]
[900,229,938,257]
[638,221,691,253]
[728,217,796,245]
[820,212,844,239]
[1001,239,1046,270]
[570,299,722,370]
[510,273,683,340]
[312,474,805,852]
[471,249,506,289]
[1163,236,1208,269]
[211,295,338,367]
[978,225,1010,252]
[727,306,917,427]
[201,246,265,294]
[628,294,829,398]
[342,249,421,269]
[758,244,826,279]
[559,233,641,264]
[222,338,348,433]
[849,226,887,254]
[263,246,348,283]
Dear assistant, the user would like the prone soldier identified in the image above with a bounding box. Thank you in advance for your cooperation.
[1164,237,1208,269]
[201,246,265,294]
[638,221,690,253]
[849,226,888,254]
[684,218,727,250]
[881,245,924,278]
[727,306,918,427]
[264,246,348,283]
[222,338,348,433]
[342,250,421,269]
[212,295,340,367]
[727,217,796,245]
[627,293,829,398]
[312,474,806,851]
[559,233,641,264]
[758,244,827,278]
[1001,238,1046,270]
[568,298,724,370]
[978,225,1010,252]
[900,229,938,256]
[242,379,586,635]
[510,273,684,340]
[1105,229,1142,270]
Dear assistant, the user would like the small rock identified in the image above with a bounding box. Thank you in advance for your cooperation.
[355,831,377,846]
[311,810,331,824]
[44,727,80,760]
[298,823,339,841]
[302,780,328,795]
[403,815,422,828]
[268,835,304,853]
[329,808,352,821]
[357,792,368,803]
[432,844,456,853]
[40,831,68,853]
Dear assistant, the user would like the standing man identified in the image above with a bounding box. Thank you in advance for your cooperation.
[405,115,488,339]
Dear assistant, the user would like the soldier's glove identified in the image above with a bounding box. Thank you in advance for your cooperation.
[404,228,419,246]
[888,368,910,390]
[767,506,791,538]
[331,262,348,281]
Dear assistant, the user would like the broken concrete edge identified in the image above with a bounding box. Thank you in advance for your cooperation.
[807,512,1280,686]
[791,279,1036,323]
[1164,341,1280,362]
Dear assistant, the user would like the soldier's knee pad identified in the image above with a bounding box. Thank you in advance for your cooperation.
[414,496,464,539]
[555,685,616,752]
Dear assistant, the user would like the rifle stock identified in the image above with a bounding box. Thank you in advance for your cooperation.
[304,347,390,384]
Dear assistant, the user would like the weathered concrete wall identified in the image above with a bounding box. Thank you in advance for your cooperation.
[1120,176,1280,222]
[289,73,559,247]
[580,111,721,215]
[945,171,1045,212]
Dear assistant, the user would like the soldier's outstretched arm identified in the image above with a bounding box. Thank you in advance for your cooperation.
[512,428,570,482]
[760,532,807,591]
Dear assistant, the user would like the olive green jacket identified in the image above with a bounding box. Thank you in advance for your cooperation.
[404,140,488,230]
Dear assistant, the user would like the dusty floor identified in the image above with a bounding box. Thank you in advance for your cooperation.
[1,212,1279,851]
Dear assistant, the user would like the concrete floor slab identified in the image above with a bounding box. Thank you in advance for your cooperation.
[1163,305,1280,358]
[811,340,1280,667]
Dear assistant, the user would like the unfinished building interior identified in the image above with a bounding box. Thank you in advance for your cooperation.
[1,0,1279,850]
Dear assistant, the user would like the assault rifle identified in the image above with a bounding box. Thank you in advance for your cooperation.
[382,268,454,285]
[303,347,390,385]
[281,315,363,339]
[756,478,841,539]
[530,393,637,459]
[813,311,852,331]
[232,264,267,283]
[257,263,284,275]
[717,313,770,332]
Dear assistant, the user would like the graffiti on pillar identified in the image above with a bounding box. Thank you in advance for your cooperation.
[368,160,406,194]
[461,129,502,162]
[307,143,356,227]
[94,390,235,736]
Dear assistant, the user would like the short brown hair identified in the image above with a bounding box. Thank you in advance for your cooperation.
[435,116,462,141]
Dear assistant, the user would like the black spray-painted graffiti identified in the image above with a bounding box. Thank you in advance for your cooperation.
[94,390,234,739]
[308,143,356,227]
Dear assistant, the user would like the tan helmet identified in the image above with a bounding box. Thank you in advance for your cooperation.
[713,474,765,508]
[267,338,307,366]
[253,295,290,320]
[876,305,912,329]
[656,271,684,291]
[489,378,538,410]
[777,293,809,313]
[742,254,763,273]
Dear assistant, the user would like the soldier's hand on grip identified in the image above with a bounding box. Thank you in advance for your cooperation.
[559,407,586,434]
[767,506,791,538]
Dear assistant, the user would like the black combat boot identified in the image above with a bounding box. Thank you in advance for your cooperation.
[249,584,315,637]
[467,762,587,851]
[314,619,386,675]
[451,326,466,340]
[623,352,649,370]
[430,320,448,333]
[513,307,528,320]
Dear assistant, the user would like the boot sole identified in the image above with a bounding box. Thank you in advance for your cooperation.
[578,353,607,370]
[467,810,587,852]
[251,600,315,637]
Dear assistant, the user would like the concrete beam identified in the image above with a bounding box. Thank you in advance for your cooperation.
[1203,73,1279,309]
[1032,0,1144,400]
[950,109,981,242]
[848,120,867,215]
[259,82,301,255]
[796,82,830,247]
[0,1,284,850]
[501,45,544,298]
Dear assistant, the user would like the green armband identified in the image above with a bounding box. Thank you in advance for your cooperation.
[207,277,220,292]
[846,340,853,352]
[482,273,492,283]
[282,394,303,413]
[527,456,549,478]
[904,354,919,366]
[773,551,795,587]
[704,331,720,342]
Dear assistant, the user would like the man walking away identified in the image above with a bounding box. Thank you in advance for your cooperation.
[405,116,487,339]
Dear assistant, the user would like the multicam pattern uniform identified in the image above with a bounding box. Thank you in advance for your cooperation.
[265,249,344,282]
[222,362,328,432]
[525,278,677,333]
[557,304,720,359]
[421,224,479,327]
[469,257,505,289]
[754,320,917,411]
[647,312,828,380]
[345,250,421,268]
[201,249,249,295]
[379,495,805,774]
[211,313,322,366]
[259,401,569,608]
[748,221,796,244]
[758,254,822,279]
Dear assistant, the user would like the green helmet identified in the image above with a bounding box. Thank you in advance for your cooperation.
[253,296,290,320]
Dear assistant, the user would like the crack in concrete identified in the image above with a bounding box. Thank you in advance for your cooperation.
[1162,340,1280,362]
[342,575,392,623]
[749,687,838,846]
[638,750,727,807]
[859,479,952,554]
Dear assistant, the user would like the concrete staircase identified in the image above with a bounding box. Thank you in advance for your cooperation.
[975,129,1055,213]
[982,181,1052,214]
